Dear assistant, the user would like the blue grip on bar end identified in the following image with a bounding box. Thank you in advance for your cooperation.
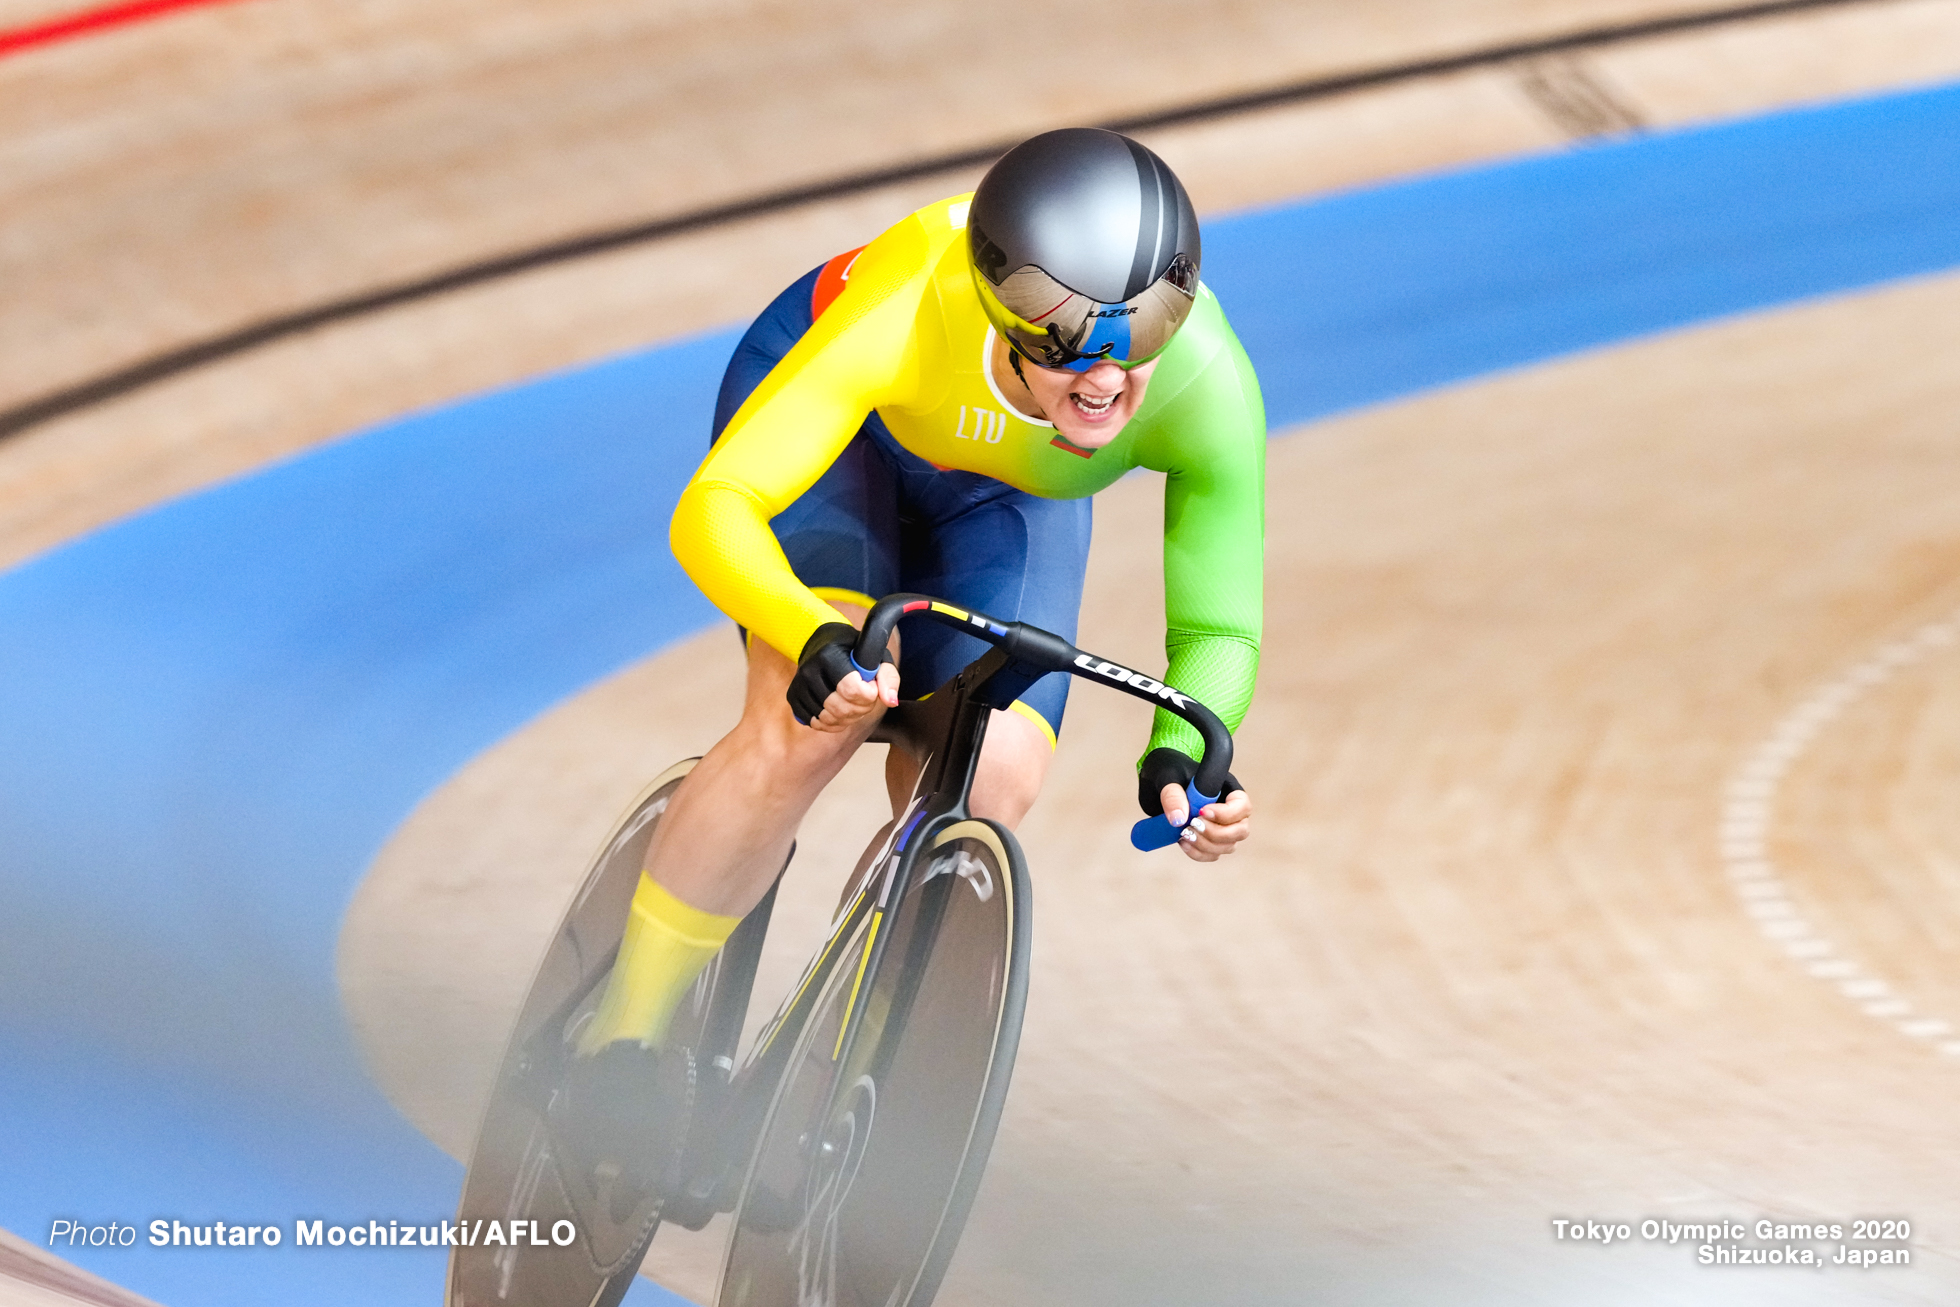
[1129,780,1218,852]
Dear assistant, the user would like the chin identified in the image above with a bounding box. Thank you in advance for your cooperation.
[1055,422,1120,450]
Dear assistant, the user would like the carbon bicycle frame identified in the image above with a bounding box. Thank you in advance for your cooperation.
[662,592,1233,1224]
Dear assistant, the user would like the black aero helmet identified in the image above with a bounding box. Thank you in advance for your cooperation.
[968,128,1201,372]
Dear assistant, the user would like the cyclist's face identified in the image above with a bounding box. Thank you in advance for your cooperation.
[1013,353,1159,450]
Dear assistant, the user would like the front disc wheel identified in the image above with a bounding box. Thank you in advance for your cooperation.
[717,819,1031,1307]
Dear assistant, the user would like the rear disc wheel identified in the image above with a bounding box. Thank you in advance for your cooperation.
[450,760,768,1307]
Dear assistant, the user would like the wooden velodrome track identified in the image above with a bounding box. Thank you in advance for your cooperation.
[7,0,1960,1304]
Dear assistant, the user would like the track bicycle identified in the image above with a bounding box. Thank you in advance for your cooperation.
[447,592,1235,1307]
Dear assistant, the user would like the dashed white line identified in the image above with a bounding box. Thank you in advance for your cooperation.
[1719,615,1960,1057]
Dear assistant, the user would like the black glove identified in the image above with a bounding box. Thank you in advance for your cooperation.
[1137,747,1242,817]
[788,622,871,725]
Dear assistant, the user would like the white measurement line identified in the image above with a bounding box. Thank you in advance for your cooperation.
[1720,615,1960,1057]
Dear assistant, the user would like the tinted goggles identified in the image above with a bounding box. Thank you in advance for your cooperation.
[975,255,1198,373]
[1014,323,1165,373]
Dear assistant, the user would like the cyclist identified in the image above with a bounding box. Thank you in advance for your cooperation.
[553,127,1264,1188]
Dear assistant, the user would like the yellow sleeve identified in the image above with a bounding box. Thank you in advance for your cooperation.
[669,217,932,659]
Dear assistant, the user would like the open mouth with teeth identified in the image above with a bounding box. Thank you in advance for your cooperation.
[1070,390,1118,418]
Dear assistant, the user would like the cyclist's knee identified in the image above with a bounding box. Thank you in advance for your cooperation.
[726,674,871,784]
[732,698,844,769]
[734,613,889,770]
[970,708,1052,828]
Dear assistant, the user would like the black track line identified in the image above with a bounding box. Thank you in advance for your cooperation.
[0,0,1888,441]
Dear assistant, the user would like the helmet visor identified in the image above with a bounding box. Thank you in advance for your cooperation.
[975,254,1198,373]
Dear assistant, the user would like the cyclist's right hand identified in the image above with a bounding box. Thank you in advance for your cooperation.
[789,621,899,730]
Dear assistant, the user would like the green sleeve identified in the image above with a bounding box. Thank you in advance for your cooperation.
[1136,298,1266,767]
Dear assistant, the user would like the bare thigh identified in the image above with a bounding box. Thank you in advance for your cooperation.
[647,607,1054,917]
[642,604,883,917]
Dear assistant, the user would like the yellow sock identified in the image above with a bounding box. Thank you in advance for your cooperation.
[578,874,741,1055]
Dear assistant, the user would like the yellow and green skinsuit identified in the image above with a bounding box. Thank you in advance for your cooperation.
[671,195,1266,757]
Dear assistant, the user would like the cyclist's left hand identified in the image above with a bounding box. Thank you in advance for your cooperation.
[1162,784,1251,862]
